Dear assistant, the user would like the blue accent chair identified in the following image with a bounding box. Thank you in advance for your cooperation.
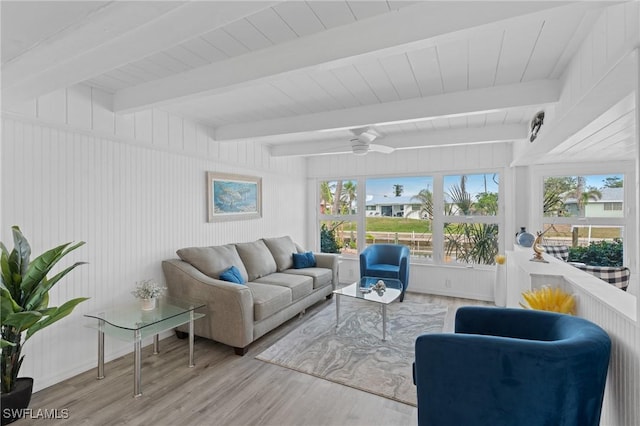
[413,307,611,426]
[359,244,410,301]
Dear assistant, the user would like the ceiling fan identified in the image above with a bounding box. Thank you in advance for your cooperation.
[350,128,395,156]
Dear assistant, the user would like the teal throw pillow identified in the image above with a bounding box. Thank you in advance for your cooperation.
[293,251,316,269]
[219,265,245,284]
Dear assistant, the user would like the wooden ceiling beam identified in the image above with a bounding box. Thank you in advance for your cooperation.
[2,1,277,107]
[217,79,560,141]
[269,124,528,157]
[113,1,575,113]
[512,49,638,166]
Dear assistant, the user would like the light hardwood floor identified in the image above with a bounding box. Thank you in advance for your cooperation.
[22,294,491,426]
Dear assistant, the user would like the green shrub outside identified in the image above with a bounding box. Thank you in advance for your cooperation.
[320,223,341,253]
[568,239,623,267]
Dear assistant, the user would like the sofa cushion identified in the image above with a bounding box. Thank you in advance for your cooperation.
[236,240,278,281]
[293,251,316,268]
[263,236,297,271]
[246,282,292,321]
[542,245,569,261]
[570,264,630,291]
[177,245,249,282]
[253,273,313,301]
[219,266,245,284]
[282,268,332,289]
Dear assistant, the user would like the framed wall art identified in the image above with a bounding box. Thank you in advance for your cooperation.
[207,172,262,222]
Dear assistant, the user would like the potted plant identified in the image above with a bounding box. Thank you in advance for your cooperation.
[1,226,88,425]
[131,279,166,310]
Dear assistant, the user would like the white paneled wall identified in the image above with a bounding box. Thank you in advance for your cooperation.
[1,86,307,392]
[529,273,639,426]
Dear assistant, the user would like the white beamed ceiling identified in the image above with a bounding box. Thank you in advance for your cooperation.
[1,1,635,161]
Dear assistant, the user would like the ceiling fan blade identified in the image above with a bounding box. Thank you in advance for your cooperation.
[370,144,394,154]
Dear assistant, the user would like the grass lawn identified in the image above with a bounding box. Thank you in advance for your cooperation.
[351,217,432,233]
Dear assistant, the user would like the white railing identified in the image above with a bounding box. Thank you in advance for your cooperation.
[507,249,639,425]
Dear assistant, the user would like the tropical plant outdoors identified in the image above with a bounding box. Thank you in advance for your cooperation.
[1,226,88,393]
[568,239,623,267]
[411,188,433,220]
[543,175,623,264]
[443,175,499,265]
[319,176,499,264]
[320,180,357,215]
[543,176,612,218]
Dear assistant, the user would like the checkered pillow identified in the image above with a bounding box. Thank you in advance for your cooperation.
[542,245,569,262]
[571,264,630,291]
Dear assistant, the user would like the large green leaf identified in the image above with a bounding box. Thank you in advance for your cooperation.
[24,261,87,311]
[3,311,42,332]
[0,287,21,324]
[0,243,20,299]
[0,339,16,349]
[20,241,85,299]
[25,297,89,341]
[10,226,31,278]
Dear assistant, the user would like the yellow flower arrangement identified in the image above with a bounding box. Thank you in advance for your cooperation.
[520,286,576,315]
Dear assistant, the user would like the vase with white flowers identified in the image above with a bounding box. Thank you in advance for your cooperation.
[131,279,166,310]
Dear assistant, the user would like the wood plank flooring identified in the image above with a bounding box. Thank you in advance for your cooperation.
[21,294,491,426]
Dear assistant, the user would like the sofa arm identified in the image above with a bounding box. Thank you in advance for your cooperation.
[314,253,339,288]
[162,259,254,349]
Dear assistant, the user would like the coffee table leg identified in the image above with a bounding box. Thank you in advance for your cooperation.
[134,329,142,397]
[382,304,387,341]
[97,319,105,380]
[153,334,159,354]
[188,309,195,367]
[335,294,340,329]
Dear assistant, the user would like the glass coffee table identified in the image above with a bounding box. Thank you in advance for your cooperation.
[85,297,205,397]
[332,276,403,341]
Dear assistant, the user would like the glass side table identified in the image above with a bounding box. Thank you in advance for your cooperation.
[333,277,403,341]
[85,297,205,397]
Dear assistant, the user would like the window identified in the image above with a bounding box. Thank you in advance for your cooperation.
[365,176,434,260]
[443,174,500,265]
[541,173,625,266]
[603,202,623,211]
[319,180,358,254]
[320,180,357,215]
[317,171,503,266]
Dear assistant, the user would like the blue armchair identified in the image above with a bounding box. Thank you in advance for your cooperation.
[413,307,611,426]
[359,244,410,301]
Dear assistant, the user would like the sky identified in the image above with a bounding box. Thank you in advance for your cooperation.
[580,174,624,189]
[366,174,499,198]
[366,176,433,197]
[364,173,623,199]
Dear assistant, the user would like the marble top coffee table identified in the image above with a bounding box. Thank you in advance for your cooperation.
[332,276,403,341]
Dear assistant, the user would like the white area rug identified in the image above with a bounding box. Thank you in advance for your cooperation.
[256,295,447,406]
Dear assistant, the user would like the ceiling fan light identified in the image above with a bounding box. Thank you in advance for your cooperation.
[352,144,369,156]
[350,138,369,155]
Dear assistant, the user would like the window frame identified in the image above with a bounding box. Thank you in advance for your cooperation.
[440,172,502,266]
[317,178,361,256]
[531,162,634,268]
[316,168,504,269]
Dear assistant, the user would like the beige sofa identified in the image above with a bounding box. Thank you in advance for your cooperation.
[162,236,338,355]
